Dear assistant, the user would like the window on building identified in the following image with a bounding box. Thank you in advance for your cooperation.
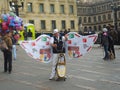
[94,26,97,31]
[103,24,106,28]
[104,5,107,11]
[41,20,46,29]
[93,16,96,22]
[39,3,44,13]
[51,20,56,29]
[88,8,92,14]
[61,20,66,29]
[119,12,120,18]
[29,20,34,24]
[70,20,75,29]
[108,14,112,20]
[97,6,101,12]
[98,16,101,22]
[27,3,32,12]
[60,5,65,14]
[84,17,87,23]
[108,4,112,10]
[50,4,55,13]
[83,8,86,13]
[98,25,102,31]
[79,17,82,24]
[93,7,96,13]
[102,5,107,11]
[102,5,104,11]
[84,27,88,32]
[88,17,91,23]
[107,4,109,10]
[81,8,83,13]
[103,15,106,21]
[69,5,74,14]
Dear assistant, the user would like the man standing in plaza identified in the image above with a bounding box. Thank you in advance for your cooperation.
[49,29,67,80]
[3,30,13,74]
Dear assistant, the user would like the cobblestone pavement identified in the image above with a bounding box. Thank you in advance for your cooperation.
[0,45,120,90]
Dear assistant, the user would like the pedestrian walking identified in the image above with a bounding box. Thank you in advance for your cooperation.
[107,25,118,59]
[101,28,109,60]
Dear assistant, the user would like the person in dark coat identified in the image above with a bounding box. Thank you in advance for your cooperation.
[107,25,118,59]
[101,28,109,60]
[3,30,13,74]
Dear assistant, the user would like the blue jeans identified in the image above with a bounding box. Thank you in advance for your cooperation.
[12,45,16,60]
[103,45,109,59]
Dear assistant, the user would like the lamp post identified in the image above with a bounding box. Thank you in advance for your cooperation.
[9,0,24,16]
[111,3,120,31]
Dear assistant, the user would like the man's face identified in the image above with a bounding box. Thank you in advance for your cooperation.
[8,32,12,37]
[54,32,59,37]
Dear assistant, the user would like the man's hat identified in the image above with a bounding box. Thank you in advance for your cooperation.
[53,29,59,34]
[103,28,108,32]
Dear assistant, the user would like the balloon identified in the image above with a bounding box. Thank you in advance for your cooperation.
[3,15,8,22]
[14,16,20,23]
[9,12,16,17]
[15,23,21,27]
[1,12,23,32]
[9,19,15,27]
[2,22,8,30]
[9,27,14,30]
[16,26,23,30]
[7,16,14,24]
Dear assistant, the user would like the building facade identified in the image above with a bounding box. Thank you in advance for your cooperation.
[0,0,78,34]
[77,0,120,33]
[0,0,9,14]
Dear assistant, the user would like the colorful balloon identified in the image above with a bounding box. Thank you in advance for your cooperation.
[2,22,8,30]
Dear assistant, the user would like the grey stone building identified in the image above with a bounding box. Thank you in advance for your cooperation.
[77,0,120,33]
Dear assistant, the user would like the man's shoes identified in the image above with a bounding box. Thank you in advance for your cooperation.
[8,71,11,74]
[103,58,109,60]
[49,76,54,80]
[4,70,7,73]
[49,78,53,80]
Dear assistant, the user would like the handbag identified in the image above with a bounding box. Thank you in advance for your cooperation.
[0,40,8,52]
[109,50,114,60]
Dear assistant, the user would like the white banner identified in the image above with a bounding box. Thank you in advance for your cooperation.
[19,32,98,63]
[66,32,98,59]
[19,34,52,63]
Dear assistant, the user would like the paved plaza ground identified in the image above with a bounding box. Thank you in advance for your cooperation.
[0,45,120,90]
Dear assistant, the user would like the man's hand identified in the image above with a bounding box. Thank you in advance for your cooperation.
[51,44,57,48]
[64,34,68,41]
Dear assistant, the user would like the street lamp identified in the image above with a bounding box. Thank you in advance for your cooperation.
[111,3,120,31]
[9,0,24,16]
